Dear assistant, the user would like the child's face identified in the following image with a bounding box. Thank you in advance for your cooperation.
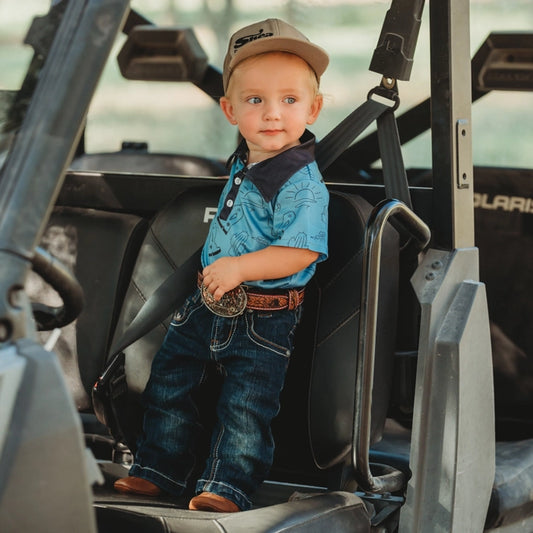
[220,53,323,164]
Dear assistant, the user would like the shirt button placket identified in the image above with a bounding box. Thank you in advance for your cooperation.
[219,168,245,220]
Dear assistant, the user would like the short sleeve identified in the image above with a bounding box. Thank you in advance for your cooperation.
[271,164,329,263]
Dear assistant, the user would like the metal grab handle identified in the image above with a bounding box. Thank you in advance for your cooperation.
[352,198,431,493]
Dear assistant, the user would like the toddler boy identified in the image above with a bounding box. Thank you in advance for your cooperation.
[115,18,329,513]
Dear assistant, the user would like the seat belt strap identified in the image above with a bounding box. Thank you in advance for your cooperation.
[377,109,412,209]
[92,245,202,420]
[316,98,390,171]
[107,245,202,358]
[316,84,412,210]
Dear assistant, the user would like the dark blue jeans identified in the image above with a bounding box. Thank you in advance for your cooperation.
[129,288,302,510]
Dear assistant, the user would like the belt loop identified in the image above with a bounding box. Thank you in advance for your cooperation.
[288,289,298,310]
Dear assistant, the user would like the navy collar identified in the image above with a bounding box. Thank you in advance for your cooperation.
[227,130,316,202]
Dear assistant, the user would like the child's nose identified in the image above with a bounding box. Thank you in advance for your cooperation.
[263,102,281,120]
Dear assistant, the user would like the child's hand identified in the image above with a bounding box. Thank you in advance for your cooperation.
[202,246,319,301]
[202,257,242,301]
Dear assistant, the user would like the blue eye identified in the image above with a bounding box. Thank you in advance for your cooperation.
[284,97,296,104]
[247,97,261,104]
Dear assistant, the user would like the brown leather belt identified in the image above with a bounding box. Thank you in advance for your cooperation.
[198,273,304,313]
[245,286,305,311]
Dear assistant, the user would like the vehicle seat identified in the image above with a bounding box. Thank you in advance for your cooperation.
[93,187,400,532]
[28,206,149,411]
[474,167,533,440]
[110,185,220,399]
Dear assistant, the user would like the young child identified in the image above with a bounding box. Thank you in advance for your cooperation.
[114,18,329,513]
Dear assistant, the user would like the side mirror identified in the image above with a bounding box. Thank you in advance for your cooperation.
[117,25,208,83]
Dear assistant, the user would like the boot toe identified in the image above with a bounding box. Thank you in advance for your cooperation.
[114,476,162,496]
[189,492,240,512]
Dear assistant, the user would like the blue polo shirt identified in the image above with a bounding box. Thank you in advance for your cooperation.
[201,130,329,289]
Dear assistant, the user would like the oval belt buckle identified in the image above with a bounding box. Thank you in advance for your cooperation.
[200,283,247,317]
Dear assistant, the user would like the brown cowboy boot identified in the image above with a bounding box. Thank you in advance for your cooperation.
[189,492,240,512]
[114,476,162,496]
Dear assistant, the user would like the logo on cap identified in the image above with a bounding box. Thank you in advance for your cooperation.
[233,29,274,51]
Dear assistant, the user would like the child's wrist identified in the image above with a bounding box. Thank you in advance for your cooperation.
[233,255,246,285]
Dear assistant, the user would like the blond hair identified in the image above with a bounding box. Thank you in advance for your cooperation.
[225,51,321,98]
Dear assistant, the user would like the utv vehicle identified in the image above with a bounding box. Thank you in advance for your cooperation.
[0,0,532,531]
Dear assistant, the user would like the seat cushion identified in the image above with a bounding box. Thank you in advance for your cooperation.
[95,491,371,533]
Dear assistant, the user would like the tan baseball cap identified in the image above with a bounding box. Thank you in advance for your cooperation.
[222,18,329,93]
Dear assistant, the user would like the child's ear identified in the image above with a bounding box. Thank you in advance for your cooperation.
[220,96,238,125]
[306,94,323,125]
